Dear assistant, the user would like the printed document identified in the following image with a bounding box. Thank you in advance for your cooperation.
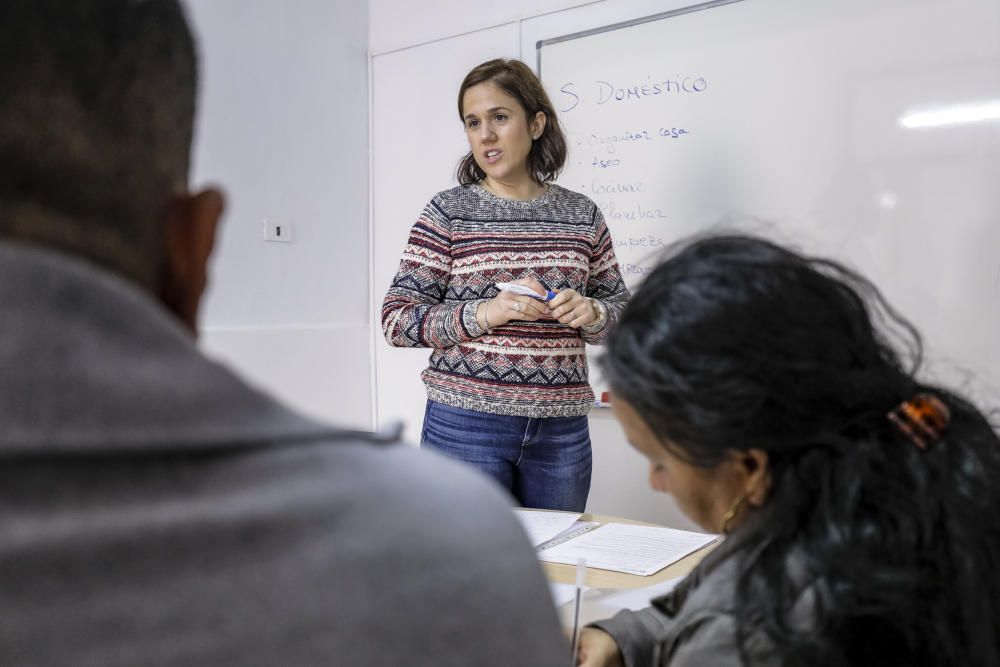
[538,523,717,576]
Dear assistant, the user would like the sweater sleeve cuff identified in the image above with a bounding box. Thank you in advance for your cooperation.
[580,298,609,334]
[462,300,488,338]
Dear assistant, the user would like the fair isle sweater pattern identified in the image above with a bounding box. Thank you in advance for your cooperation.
[382,183,630,418]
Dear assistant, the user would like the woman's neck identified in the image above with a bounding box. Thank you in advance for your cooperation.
[481,175,546,201]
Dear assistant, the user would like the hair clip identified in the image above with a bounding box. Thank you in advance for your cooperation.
[887,393,951,450]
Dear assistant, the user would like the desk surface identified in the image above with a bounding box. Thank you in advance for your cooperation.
[542,512,718,589]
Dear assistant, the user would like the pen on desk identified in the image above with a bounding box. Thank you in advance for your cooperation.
[569,558,586,666]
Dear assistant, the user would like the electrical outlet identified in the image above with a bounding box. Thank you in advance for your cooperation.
[264,221,293,243]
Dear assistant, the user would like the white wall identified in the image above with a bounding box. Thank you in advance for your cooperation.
[369,0,587,54]
[371,22,520,446]
[184,0,372,428]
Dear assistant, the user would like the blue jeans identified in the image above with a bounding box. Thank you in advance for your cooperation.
[420,400,592,512]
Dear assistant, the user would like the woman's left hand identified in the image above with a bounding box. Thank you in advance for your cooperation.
[549,289,596,328]
[576,628,624,666]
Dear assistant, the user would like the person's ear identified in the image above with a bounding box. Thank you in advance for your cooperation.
[740,448,771,506]
[158,188,224,336]
[530,111,546,140]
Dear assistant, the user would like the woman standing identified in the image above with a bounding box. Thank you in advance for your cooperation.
[382,59,629,511]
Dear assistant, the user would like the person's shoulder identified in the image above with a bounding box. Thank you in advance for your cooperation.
[291,435,527,541]
[363,441,518,522]
[420,184,481,223]
[281,437,569,663]
[251,433,548,576]
[430,184,477,208]
[547,183,592,203]
[546,184,600,218]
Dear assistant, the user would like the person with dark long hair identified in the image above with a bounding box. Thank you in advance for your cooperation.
[382,59,629,511]
[577,235,1000,666]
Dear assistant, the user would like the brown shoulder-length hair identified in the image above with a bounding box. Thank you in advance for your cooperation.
[456,58,567,186]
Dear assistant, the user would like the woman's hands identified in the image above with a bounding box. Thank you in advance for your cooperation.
[480,277,550,328]
[476,278,600,330]
[549,288,598,329]
[576,628,625,667]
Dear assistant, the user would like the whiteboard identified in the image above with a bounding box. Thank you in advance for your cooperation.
[538,0,1000,403]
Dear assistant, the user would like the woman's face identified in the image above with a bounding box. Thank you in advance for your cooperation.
[461,81,544,186]
[611,395,760,533]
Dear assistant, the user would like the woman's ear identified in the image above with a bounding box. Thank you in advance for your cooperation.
[531,111,546,140]
[158,188,224,336]
[741,448,771,506]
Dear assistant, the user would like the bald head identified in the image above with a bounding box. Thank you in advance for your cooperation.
[0,0,197,287]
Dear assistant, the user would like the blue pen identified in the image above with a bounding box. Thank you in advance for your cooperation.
[495,281,557,302]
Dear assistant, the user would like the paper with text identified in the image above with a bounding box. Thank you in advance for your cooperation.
[538,523,717,576]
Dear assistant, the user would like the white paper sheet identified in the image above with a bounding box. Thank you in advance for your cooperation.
[548,582,587,608]
[595,576,685,611]
[538,523,717,576]
[512,509,582,547]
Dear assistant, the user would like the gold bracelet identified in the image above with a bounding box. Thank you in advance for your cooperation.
[588,298,606,327]
[480,301,492,330]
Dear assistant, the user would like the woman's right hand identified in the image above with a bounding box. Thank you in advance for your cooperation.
[577,628,625,667]
[484,277,551,327]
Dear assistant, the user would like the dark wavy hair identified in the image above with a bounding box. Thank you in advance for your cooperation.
[601,234,1000,666]
[455,58,566,186]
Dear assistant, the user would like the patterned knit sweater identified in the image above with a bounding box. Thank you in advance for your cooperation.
[381,183,630,418]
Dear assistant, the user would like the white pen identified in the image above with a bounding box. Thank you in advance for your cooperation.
[495,281,558,302]
[569,558,586,666]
